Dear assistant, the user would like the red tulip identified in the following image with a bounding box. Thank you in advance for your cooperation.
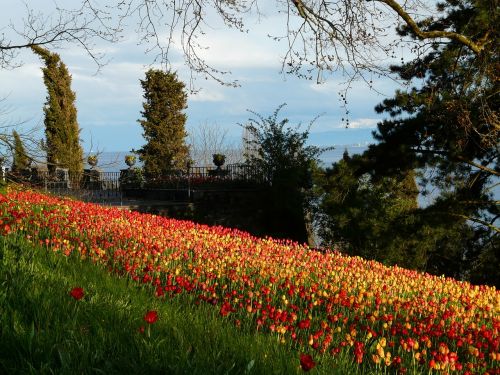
[70,287,84,300]
[144,310,158,324]
[298,319,311,330]
[300,353,316,371]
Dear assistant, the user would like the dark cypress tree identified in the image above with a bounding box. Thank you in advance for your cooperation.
[32,46,83,175]
[11,130,30,172]
[136,69,189,181]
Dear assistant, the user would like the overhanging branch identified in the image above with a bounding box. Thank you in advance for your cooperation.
[456,156,500,177]
[450,213,500,233]
[291,0,488,55]
[410,148,499,177]
[378,0,485,54]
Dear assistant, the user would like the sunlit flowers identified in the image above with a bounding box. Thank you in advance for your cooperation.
[1,188,499,374]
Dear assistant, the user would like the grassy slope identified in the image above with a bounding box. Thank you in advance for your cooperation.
[0,234,358,375]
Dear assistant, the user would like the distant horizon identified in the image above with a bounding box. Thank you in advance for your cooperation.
[82,143,372,154]
[77,146,370,173]
[80,127,377,155]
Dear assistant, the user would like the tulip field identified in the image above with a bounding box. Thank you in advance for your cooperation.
[1,187,499,374]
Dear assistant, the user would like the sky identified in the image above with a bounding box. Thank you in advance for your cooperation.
[0,1,405,154]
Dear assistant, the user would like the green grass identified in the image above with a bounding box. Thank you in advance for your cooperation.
[0,233,365,375]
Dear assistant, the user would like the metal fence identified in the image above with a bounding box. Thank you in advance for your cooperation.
[4,163,263,203]
[188,164,261,180]
[144,164,263,188]
[18,170,123,204]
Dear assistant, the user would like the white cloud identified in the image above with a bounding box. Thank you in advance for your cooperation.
[0,62,45,121]
[71,62,147,104]
[308,79,347,94]
[0,63,43,93]
[185,10,289,71]
[189,89,225,102]
[196,32,280,69]
[348,118,379,129]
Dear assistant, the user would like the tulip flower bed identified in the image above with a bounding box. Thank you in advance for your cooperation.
[0,220,305,373]
[1,188,499,374]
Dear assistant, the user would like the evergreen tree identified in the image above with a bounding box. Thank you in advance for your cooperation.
[316,153,476,276]
[244,104,327,244]
[11,130,30,172]
[136,69,189,181]
[354,0,498,284]
[32,46,83,175]
[317,154,422,267]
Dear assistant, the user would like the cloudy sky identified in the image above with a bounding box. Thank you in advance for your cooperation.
[0,1,404,154]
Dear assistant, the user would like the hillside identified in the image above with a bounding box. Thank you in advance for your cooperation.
[1,187,498,374]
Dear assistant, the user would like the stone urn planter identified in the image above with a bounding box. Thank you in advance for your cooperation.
[125,154,136,168]
[209,154,228,177]
[212,154,226,168]
[87,155,98,169]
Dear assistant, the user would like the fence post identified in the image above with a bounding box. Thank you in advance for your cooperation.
[187,164,191,200]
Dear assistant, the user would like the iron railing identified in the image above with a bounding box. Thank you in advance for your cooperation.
[4,163,263,203]
[18,170,123,204]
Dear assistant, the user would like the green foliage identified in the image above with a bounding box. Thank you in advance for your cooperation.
[371,0,498,227]
[32,46,83,175]
[467,234,500,286]
[243,104,327,244]
[317,153,419,266]
[11,130,30,172]
[136,69,189,182]
[119,167,144,189]
[317,0,499,285]
[316,153,476,277]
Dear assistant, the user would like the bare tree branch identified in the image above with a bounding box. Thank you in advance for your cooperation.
[2,0,495,87]
[0,1,124,70]
[188,121,243,166]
